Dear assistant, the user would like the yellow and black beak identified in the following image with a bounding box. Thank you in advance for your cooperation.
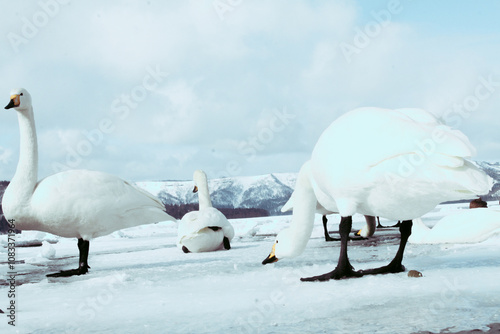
[262,243,278,265]
[5,94,20,109]
[193,185,198,193]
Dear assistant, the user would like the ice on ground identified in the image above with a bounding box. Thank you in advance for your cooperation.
[0,202,499,333]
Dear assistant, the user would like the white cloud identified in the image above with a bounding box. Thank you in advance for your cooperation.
[0,1,499,181]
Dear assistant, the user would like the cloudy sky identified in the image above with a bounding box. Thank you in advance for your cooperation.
[1,0,499,182]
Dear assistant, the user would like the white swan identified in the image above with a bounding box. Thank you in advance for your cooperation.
[177,170,235,253]
[263,107,493,281]
[409,209,500,244]
[281,190,376,240]
[2,88,176,277]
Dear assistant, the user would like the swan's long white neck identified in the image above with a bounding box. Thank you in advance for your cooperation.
[10,107,38,201]
[284,162,317,257]
[197,177,213,210]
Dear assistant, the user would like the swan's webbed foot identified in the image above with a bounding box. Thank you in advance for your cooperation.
[47,263,90,277]
[361,220,412,276]
[301,263,362,282]
[223,237,231,250]
[359,260,405,276]
[302,216,366,282]
[47,238,90,277]
[46,266,90,277]
[182,246,190,253]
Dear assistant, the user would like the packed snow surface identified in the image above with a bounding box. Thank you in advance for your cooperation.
[1,202,499,333]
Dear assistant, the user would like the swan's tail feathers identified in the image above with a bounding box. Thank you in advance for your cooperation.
[458,160,494,197]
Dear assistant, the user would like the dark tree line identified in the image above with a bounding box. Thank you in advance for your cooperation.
[164,203,269,220]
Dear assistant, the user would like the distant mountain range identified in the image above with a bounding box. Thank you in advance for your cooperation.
[136,173,297,217]
[1,161,499,232]
[136,161,500,215]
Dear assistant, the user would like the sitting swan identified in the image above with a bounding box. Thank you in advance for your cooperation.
[281,190,376,241]
[263,107,493,281]
[409,209,500,244]
[2,88,176,277]
[177,170,234,253]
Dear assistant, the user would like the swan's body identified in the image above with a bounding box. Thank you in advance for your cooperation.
[310,108,491,220]
[409,209,500,244]
[177,170,234,253]
[2,88,176,276]
[263,107,493,281]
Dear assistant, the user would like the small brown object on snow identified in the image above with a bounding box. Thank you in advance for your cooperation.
[470,198,488,209]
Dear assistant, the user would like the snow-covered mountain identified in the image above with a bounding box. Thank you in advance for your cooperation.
[136,173,297,216]
[136,161,500,216]
[475,161,500,201]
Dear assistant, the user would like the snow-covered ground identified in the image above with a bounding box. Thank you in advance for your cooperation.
[1,202,500,334]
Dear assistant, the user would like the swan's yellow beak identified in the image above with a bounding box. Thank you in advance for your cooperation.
[5,94,20,109]
[193,185,198,193]
[262,243,278,265]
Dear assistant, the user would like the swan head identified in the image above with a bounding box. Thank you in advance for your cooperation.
[262,228,299,264]
[192,169,208,192]
[5,88,32,111]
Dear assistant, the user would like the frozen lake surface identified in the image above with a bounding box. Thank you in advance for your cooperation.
[1,202,499,334]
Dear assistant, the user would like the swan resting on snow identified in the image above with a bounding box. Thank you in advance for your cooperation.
[2,88,176,277]
[409,208,500,244]
[177,170,235,253]
[281,190,376,241]
[263,107,493,281]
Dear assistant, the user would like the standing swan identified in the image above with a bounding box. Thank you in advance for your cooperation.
[2,88,176,277]
[177,170,235,253]
[263,107,493,281]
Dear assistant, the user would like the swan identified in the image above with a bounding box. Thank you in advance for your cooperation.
[177,170,235,253]
[280,191,376,241]
[263,107,493,281]
[409,209,500,244]
[2,88,176,277]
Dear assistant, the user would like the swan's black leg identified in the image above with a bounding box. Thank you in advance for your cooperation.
[182,246,190,253]
[360,220,412,276]
[322,215,338,242]
[47,238,90,277]
[223,237,231,250]
[301,216,363,281]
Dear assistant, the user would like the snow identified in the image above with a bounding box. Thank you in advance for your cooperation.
[1,203,500,333]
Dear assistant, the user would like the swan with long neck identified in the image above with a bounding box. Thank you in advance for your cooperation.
[2,88,176,277]
[177,170,235,253]
[263,107,493,280]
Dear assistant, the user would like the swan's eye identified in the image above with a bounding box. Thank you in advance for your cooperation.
[20,93,23,96]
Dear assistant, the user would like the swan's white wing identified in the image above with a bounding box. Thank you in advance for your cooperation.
[30,170,175,239]
[311,107,492,219]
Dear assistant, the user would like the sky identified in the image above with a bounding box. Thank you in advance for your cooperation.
[0,0,499,182]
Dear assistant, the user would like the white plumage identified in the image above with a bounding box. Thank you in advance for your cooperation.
[2,88,176,276]
[409,209,500,244]
[177,170,234,253]
[263,107,493,281]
